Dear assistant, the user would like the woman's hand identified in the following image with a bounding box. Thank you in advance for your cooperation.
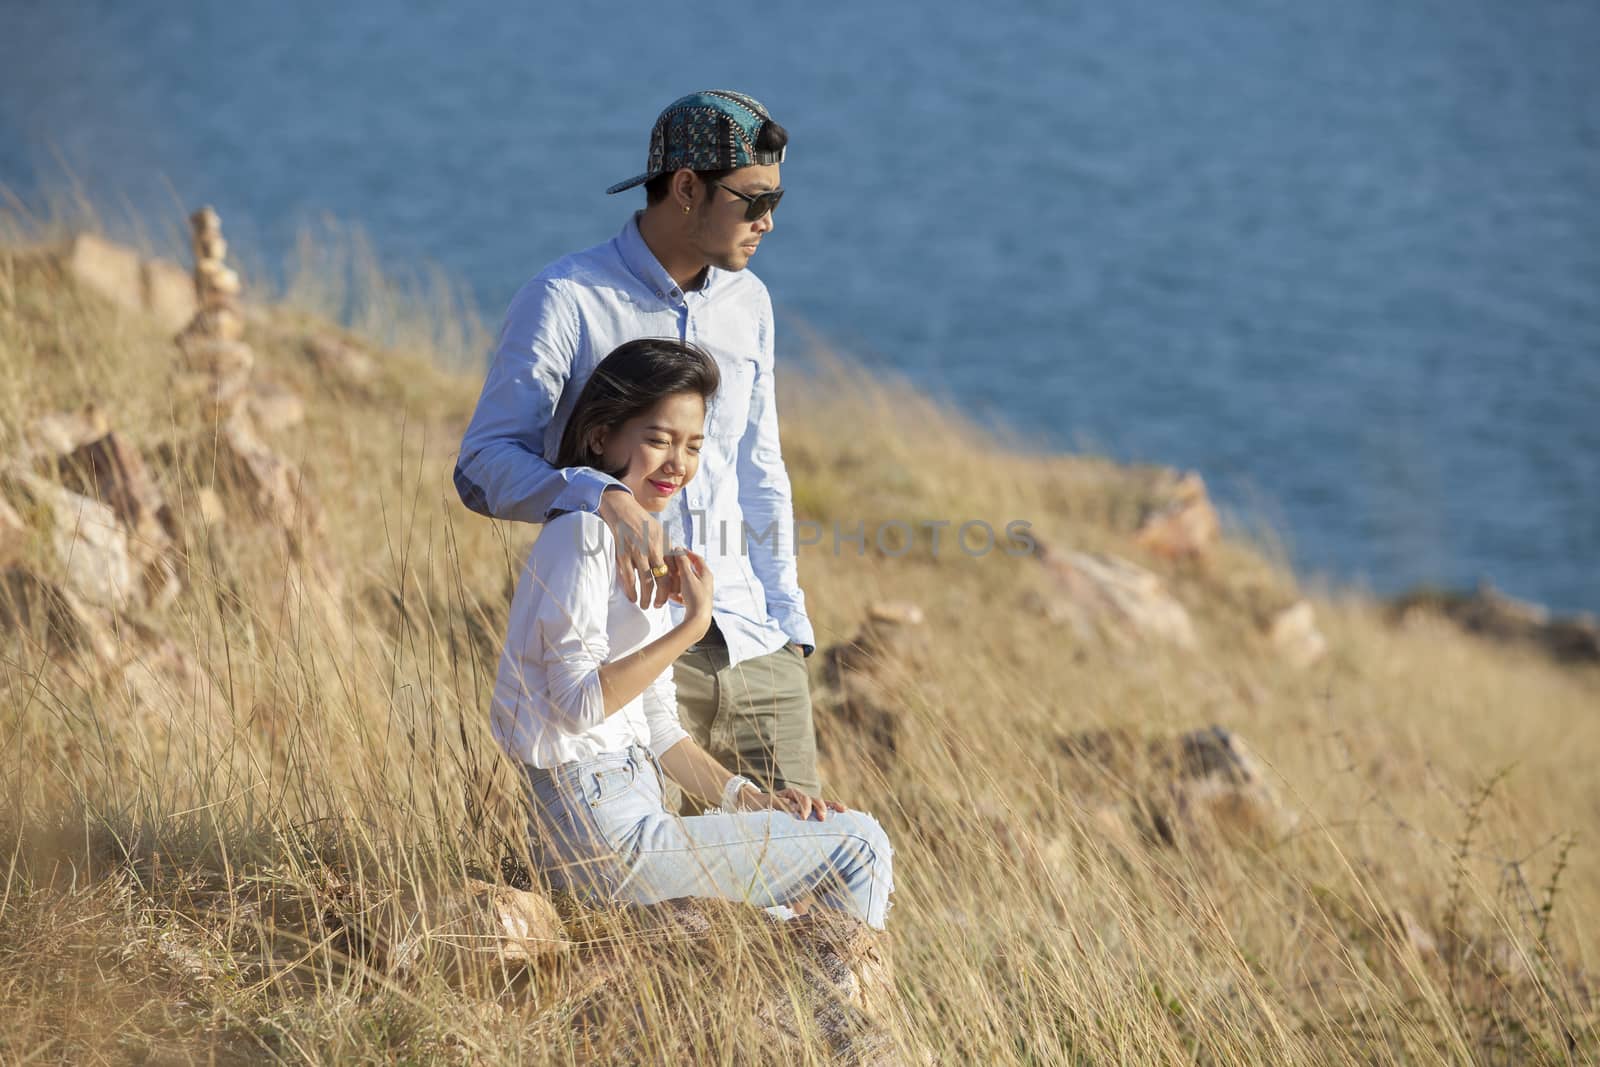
[740,786,846,822]
[669,549,714,625]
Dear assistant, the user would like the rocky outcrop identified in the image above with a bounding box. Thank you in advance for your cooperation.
[22,406,111,462]
[140,257,199,333]
[61,234,197,332]
[1055,725,1295,847]
[816,601,929,774]
[1027,539,1198,649]
[210,412,325,548]
[379,877,570,976]
[0,210,344,707]
[0,566,119,669]
[1135,470,1220,562]
[56,431,182,611]
[5,418,183,615]
[245,378,306,431]
[164,209,326,567]
[1264,599,1328,668]
[4,473,141,612]
[555,897,899,1066]
[303,334,377,392]
[1391,583,1600,665]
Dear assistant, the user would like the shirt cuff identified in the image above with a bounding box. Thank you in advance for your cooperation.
[548,468,628,519]
[776,614,815,655]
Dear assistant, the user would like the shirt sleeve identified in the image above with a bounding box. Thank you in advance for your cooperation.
[735,291,816,650]
[527,514,615,733]
[454,277,628,522]
[642,661,689,758]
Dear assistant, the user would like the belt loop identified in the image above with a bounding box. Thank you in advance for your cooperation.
[637,743,663,782]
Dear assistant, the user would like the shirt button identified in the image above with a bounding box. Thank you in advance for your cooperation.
[655,290,664,299]
[671,288,682,299]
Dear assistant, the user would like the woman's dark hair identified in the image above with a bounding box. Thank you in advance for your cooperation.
[644,120,788,206]
[554,338,721,476]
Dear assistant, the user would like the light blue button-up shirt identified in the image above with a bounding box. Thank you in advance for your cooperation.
[454,214,813,667]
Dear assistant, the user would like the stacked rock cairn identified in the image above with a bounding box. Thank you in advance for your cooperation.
[185,207,243,341]
[171,207,256,420]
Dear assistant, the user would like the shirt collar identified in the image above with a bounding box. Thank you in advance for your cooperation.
[616,212,720,306]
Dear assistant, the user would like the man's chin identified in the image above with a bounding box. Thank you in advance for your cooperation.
[709,251,751,272]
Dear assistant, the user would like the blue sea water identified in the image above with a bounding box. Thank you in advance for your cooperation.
[3,0,1597,612]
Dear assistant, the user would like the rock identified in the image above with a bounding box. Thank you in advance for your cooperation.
[560,898,898,1066]
[212,412,323,544]
[385,877,569,975]
[55,433,182,612]
[6,473,141,611]
[0,497,25,568]
[173,338,256,417]
[1055,725,1294,846]
[63,234,144,314]
[59,237,203,330]
[1135,470,1220,561]
[817,600,929,773]
[1390,583,1600,665]
[245,380,306,431]
[304,335,377,389]
[205,265,242,298]
[822,600,928,684]
[770,908,899,1064]
[1265,600,1327,668]
[56,432,171,549]
[0,566,119,669]
[178,207,248,343]
[25,407,111,463]
[176,304,245,345]
[139,257,198,333]
[1031,541,1197,649]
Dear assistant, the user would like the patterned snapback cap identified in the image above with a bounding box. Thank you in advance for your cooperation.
[606,90,786,195]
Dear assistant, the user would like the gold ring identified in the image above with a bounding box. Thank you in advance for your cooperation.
[651,563,670,578]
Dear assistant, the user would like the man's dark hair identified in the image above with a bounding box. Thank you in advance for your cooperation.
[643,120,788,206]
[554,338,721,475]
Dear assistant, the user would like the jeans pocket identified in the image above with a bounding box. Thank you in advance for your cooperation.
[585,763,637,808]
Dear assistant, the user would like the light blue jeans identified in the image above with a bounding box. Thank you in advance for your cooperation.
[522,746,893,930]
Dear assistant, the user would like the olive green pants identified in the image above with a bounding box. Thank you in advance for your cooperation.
[671,636,820,809]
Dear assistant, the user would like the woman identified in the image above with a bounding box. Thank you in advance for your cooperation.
[491,338,892,930]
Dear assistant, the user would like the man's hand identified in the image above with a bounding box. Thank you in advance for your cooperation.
[596,489,672,608]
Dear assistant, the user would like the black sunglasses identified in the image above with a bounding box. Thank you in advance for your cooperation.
[711,181,784,221]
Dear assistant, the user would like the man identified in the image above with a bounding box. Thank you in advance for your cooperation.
[454,90,820,799]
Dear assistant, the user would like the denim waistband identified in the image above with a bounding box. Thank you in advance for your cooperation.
[522,744,658,799]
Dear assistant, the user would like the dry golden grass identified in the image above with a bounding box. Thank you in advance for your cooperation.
[1,206,1597,1064]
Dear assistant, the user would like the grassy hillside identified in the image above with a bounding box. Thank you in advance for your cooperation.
[1,212,1597,1065]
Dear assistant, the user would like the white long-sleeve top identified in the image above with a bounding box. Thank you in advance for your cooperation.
[491,509,690,768]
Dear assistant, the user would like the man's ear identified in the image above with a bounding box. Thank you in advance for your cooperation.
[671,169,699,212]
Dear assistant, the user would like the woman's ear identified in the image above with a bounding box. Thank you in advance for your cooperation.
[586,426,608,458]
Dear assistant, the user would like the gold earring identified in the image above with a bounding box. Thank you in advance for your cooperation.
[682,203,691,214]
